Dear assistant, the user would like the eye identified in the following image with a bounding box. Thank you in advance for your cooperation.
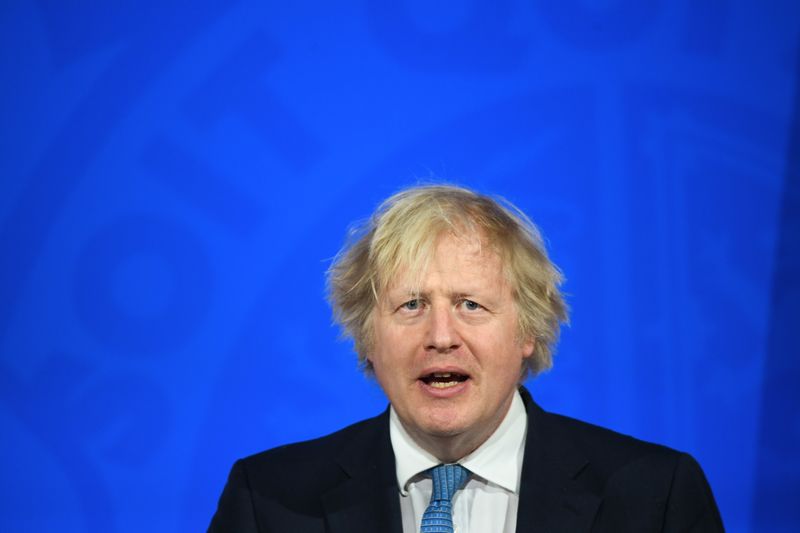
[461,299,482,311]
[401,299,420,311]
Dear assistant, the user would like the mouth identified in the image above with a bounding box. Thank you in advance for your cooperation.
[419,371,470,389]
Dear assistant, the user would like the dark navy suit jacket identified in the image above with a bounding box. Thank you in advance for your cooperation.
[209,388,723,532]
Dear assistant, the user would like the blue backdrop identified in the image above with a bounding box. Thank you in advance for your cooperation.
[1,1,798,532]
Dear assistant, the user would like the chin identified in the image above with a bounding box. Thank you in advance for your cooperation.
[418,413,471,438]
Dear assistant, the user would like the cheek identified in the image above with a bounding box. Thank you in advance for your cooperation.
[370,324,411,368]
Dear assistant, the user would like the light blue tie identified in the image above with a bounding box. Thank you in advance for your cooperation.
[420,464,470,533]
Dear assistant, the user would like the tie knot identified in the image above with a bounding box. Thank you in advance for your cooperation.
[430,464,469,502]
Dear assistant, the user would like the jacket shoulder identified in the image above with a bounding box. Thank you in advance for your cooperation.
[237,412,386,496]
[545,411,681,474]
[538,410,723,530]
[209,413,390,532]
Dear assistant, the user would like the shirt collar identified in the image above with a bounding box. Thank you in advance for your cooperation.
[389,390,528,495]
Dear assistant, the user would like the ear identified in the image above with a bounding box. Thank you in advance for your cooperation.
[362,352,374,368]
[521,337,535,359]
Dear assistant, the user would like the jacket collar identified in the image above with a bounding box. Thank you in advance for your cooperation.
[321,409,403,533]
[516,386,602,531]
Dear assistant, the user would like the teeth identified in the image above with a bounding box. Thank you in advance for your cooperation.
[429,380,460,388]
[433,372,452,378]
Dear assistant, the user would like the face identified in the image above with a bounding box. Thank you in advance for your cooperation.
[368,233,534,457]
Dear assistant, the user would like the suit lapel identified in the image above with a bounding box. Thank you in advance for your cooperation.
[321,410,403,533]
[516,388,602,532]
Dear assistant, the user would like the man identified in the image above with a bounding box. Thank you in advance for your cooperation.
[209,184,723,532]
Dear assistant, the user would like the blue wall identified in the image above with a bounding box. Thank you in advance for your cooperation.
[1,1,798,531]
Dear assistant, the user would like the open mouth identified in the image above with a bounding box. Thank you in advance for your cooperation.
[420,372,470,389]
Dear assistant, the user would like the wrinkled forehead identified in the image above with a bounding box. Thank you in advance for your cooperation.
[375,229,509,297]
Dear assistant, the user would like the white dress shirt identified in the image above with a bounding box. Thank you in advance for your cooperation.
[390,391,528,533]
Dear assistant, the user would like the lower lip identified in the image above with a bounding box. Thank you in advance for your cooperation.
[418,378,470,398]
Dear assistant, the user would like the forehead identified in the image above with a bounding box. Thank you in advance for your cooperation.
[384,232,508,293]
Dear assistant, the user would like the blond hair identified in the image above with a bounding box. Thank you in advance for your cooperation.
[327,184,568,378]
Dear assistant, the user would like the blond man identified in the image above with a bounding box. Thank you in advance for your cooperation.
[210,184,723,533]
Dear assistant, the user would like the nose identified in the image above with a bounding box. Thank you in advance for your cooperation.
[424,305,461,353]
